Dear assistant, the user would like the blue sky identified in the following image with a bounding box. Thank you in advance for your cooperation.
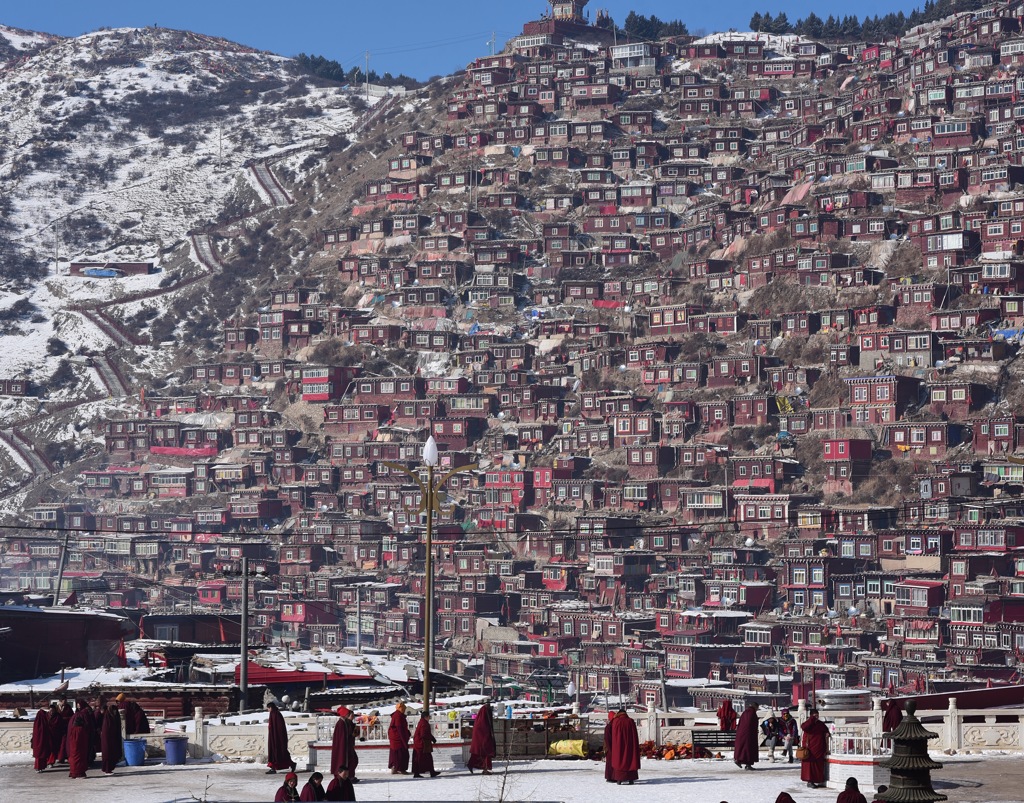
[5,1,922,79]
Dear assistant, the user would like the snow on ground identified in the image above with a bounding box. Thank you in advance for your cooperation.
[2,751,1023,802]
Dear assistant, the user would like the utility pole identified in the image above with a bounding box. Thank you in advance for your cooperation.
[52,533,70,607]
[355,588,362,654]
[239,557,249,713]
[365,51,370,103]
[488,32,496,56]
[423,459,436,715]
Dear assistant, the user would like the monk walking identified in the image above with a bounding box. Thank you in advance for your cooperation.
[330,707,359,789]
[54,696,74,762]
[800,708,830,789]
[67,700,93,779]
[412,713,440,778]
[100,702,123,775]
[31,707,52,772]
[467,703,496,774]
[387,702,410,774]
[266,701,297,774]
[733,700,760,771]
[607,709,640,785]
[47,702,68,765]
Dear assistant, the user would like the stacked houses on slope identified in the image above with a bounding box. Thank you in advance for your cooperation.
[13,0,1024,705]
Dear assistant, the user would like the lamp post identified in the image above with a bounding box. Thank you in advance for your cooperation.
[383,436,475,717]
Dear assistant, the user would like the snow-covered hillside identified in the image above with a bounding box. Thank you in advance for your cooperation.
[0,25,367,384]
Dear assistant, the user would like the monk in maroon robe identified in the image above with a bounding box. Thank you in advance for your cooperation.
[733,701,760,770]
[607,709,640,785]
[116,693,151,735]
[387,702,410,774]
[100,703,123,774]
[54,697,74,762]
[412,714,439,778]
[837,776,868,803]
[325,776,356,801]
[774,795,797,803]
[883,699,904,733]
[274,771,300,802]
[67,700,93,779]
[300,772,326,801]
[717,699,737,731]
[330,707,359,786]
[800,708,830,788]
[467,703,495,774]
[31,708,52,771]
[603,712,615,782]
[266,701,296,774]
[46,703,67,765]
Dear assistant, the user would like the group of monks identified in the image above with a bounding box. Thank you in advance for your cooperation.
[270,701,507,800]
[723,698,906,795]
[30,693,150,779]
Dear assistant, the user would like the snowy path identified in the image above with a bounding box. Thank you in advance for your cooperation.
[191,233,224,271]
[92,353,130,397]
[249,160,292,206]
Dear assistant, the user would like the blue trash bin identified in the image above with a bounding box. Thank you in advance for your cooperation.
[164,736,188,765]
[123,738,147,766]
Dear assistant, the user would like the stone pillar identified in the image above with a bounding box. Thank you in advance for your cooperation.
[193,706,207,758]
[797,698,808,725]
[647,710,659,746]
[872,696,884,746]
[946,697,961,752]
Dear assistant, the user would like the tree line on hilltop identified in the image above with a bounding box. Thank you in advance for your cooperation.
[751,0,992,40]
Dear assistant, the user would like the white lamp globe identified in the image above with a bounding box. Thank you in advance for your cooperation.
[423,436,439,467]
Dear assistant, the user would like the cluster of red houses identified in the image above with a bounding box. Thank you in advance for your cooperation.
[15,0,1024,704]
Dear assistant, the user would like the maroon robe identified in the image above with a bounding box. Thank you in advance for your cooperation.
[58,703,74,761]
[275,782,300,802]
[120,700,150,735]
[329,715,357,779]
[387,709,410,773]
[717,699,737,731]
[607,712,640,783]
[267,705,295,771]
[411,717,436,776]
[31,709,52,771]
[733,706,760,767]
[883,700,904,733]
[837,791,868,803]
[603,718,614,781]
[47,707,67,764]
[100,706,123,774]
[299,779,326,801]
[799,716,829,784]
[325,777,356,801]
[67,705,93,779]
[466,704,495,771]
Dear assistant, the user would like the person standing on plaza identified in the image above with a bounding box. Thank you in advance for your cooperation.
[412,712,440,778]
[387,701,410,774]
[733,700,760,771]
[266,700,297,775]
[99,702,123,775]
[31,707,53,772]
[779,708,799,763]
[467,703,496,774]
[800,708,830,789]
[607,709,641,786]
[67,699,94,779]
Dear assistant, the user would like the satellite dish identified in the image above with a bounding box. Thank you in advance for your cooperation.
[745,538,755,547]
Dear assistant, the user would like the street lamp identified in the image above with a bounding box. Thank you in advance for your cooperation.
[383,436,475,717]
